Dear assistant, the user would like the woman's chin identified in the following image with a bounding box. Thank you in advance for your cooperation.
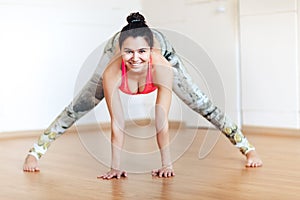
[129,65,147,73]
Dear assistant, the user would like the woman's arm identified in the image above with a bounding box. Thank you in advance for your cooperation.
[152,53,175,177]
[98,58,127,179]
[155,85,173,169]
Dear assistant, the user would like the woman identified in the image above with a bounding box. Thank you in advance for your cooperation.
[99,16,174,178]
[23,13,262,177]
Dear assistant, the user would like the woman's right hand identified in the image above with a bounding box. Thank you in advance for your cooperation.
[97,168,128,180]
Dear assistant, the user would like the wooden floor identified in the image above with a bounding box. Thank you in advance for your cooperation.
[1,125,300,200]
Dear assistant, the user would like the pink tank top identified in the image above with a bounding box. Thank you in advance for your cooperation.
[119,58,157,95]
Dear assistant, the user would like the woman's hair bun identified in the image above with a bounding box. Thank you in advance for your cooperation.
[127,12,145,24]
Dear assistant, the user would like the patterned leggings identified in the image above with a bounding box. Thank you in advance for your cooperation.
[28,29,254,160]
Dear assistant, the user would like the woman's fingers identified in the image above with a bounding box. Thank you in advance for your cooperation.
[152,167,175,178]
[97,169,127,180]
[117,171,127,179]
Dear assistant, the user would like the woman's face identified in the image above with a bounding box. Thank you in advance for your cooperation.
[121,36,151,73]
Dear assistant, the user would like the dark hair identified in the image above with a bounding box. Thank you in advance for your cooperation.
[119,12,153,49]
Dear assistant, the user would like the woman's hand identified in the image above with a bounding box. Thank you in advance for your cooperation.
[97,168,127,180]
[152,166,175,178]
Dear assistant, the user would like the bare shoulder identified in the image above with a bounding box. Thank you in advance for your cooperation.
[152,52,172,74]
[103,57,122,82]
[152,52,173,87]
[151,51,170,67]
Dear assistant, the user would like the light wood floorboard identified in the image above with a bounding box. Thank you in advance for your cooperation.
[1,126,300,200]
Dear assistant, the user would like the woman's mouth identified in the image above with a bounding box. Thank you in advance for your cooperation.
[130,62,143,67]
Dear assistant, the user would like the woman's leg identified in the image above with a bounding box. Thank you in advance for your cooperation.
[152,29,256,156]
[27,74,104,160]
[171,56,255,155]
[23,69,106,171]
[25,35,120,163]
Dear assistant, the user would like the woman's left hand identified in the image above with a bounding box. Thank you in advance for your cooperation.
[151,166,175,178]
[97,168,127,180]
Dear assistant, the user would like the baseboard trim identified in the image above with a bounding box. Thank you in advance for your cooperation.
[242,125,300,137]
[0,120,185,140]
[2,122,299,140]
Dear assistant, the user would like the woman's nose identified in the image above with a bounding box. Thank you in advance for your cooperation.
[132,52,140,61]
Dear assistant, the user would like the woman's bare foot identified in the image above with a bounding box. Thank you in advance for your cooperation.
[23,155,40,172]
[245,150,263,168]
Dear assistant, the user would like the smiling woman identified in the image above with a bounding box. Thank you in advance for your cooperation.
[119,37,157,95]
[117,13,158,95]
[100,13,174,178]
[121,37,151,72]
[23,12,262,177]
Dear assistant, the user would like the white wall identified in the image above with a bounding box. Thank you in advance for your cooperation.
[0,0,242,132]
[298,0,300,126]
[0,0,142,132]
[2,0,299,132]
[239,0,300,129]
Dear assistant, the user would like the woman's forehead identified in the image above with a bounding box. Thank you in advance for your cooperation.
[121,36,150,49]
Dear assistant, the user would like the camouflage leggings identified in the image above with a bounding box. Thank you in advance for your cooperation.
[28,29,254,160]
